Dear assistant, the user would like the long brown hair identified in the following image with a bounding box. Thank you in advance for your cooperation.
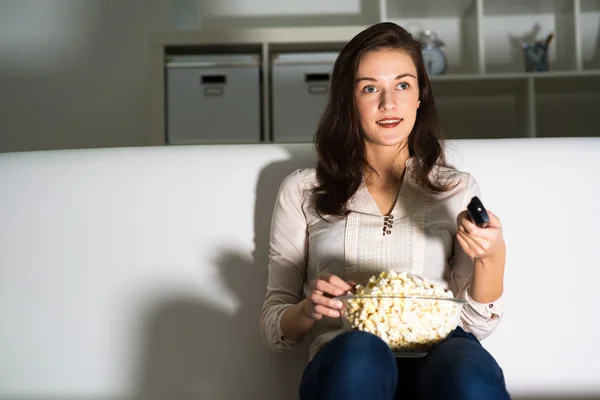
[312,22,454,217]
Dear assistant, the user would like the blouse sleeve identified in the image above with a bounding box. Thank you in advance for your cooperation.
[449,173,508,340]
[259,170,309,351]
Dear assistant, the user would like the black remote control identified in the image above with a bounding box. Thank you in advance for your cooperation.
[467,196,490,228]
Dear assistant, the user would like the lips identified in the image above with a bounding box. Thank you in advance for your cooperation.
[376,118,402,128]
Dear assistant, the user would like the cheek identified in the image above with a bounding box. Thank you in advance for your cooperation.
[355,97,377,119]
[398,94,420,113]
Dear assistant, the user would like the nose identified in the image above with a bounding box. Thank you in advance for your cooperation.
[378,90,397,112]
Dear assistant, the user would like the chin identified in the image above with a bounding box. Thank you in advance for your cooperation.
[364,126,411,147]
[378,133,410,147]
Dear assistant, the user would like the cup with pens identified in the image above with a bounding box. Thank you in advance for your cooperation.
[522,33,554,72]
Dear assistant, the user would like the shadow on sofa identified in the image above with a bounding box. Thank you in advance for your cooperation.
[124,143,600,400]
[131,145,316,399]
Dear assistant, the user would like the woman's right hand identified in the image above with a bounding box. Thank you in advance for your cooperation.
[303,274,355,320]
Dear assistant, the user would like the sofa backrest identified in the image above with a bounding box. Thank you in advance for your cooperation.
[1,138,599,399]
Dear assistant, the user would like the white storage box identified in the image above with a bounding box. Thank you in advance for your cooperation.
[166,54,262,144]
[271,52,339,143]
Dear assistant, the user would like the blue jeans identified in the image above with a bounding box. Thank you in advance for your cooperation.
[299,327,511,400]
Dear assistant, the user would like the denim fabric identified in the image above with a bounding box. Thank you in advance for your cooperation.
[299,327,511,400]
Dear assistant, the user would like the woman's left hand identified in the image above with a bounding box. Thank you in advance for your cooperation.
[456,210,505,260]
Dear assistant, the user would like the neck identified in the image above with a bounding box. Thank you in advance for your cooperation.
[364,142,410,188]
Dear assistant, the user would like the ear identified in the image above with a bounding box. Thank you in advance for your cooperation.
[417,100,421,108]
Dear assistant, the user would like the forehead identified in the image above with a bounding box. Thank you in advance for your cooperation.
[356,49,417,76]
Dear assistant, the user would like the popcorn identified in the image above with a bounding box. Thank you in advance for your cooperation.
[341,271,462,353]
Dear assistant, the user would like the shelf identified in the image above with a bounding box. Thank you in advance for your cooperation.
[581,0,600,69]
[153,26,368,47]
[387,0,477,18]
[428,70,600,80]
[535,75,600,137]
[172,1,381,30]
[431,78,533,139]
[482,0,577,73]
[388,0,480,74]
[150,11,600,144]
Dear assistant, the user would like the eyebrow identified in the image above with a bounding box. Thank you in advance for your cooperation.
[355,73,417,83]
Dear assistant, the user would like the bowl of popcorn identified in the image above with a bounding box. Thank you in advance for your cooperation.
[335,271,466,357]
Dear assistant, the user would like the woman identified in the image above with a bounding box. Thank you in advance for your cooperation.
[260,22,510,400]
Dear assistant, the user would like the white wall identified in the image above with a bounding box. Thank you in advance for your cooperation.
[0,0,369,153]
[3,0,595,153]
[189,0,375,28]
[0,0,173,153]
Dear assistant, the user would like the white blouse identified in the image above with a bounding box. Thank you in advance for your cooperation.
[260,161,507,361]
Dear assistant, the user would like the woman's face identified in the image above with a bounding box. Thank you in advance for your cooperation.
[354,49,420,148]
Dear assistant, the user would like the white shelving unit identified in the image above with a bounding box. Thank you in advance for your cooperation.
[149,0,600,145]
[581,0,600,70]
[381,0,600,139]
[386,0,481,74]
[432,77,534,139]
[535,73,600,137]
[481,0,577,73]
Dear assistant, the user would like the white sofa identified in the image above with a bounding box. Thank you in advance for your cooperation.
[1,138,599,400]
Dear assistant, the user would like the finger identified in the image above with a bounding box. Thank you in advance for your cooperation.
[456,233,476,258]
[457,210,480,235]
[460,218,503,242]
[325,274,354,292]
[468,235,493,255]
[305,296,333,320]
[487,210,502,228]
[460,221,501,243]
[305,304,324,320]
[314,279,347,297]
[460,217,481,236]
[313,304,340,318]
[309,292,344,311]
[456,210,469,225]
[458,230,482,250]
[307,295,342,319]
[345,280,358,294]
[456,233,475,258]
[309,286,323,296]
[457,230,473,250]
[458,231,489,258]
[309,278,324,295]
[457,230,484,254]
[472,228,501,245]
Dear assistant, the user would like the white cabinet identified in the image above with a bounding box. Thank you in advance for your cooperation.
[151,0,600,143]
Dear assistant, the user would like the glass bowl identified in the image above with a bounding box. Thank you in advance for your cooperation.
[334,294,466,357]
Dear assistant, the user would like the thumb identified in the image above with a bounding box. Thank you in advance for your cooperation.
[486,210,502,228]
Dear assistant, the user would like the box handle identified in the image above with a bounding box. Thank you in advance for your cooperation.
[307,85,327,94]
[204,87,224,96]
[201,75,226,96]
[305,73,329,94]
[201,75,226,84]
[305,73,330,83]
